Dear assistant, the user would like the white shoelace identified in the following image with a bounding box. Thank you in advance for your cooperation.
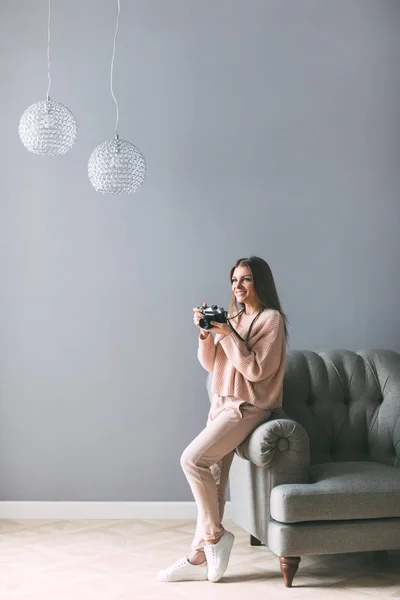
[170,558,188,572]
[205,545,217,566]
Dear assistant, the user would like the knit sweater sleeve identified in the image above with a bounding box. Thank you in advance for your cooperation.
[218,311,283,382]
[197,333,217,373]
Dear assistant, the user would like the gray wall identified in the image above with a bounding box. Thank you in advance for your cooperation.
[0,0,399,502]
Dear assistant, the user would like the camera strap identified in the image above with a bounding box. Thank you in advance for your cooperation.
[227,309,263,344]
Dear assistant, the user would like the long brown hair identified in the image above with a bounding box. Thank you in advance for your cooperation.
[229,256,289,340]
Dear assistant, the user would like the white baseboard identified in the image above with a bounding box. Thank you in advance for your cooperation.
[0,501,232,520]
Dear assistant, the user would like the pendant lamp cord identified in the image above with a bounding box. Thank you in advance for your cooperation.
[110,0,121,139]
[46,0,51,100]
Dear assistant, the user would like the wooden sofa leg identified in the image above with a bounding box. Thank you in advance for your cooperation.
[250,534,262,546]
[279,556,301,587]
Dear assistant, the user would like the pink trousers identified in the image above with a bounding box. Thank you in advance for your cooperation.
[180,394,271,550]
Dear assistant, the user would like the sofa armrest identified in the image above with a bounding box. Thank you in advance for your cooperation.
[236,418,311,481]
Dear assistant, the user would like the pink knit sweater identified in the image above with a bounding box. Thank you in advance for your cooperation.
[198,309,286,410]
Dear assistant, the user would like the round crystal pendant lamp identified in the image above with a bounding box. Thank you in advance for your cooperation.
[18,0,77,155]
[19,98,77,155]
[88,135,146,194]
[88,0,146,194]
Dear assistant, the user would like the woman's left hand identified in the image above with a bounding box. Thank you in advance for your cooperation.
[209,321,232,337]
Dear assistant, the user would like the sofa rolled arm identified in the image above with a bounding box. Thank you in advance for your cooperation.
[236,418,311,474]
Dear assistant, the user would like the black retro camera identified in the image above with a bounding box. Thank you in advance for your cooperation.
[198,304,228,330]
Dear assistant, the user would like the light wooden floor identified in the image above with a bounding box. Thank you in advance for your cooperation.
[1,518,399,599]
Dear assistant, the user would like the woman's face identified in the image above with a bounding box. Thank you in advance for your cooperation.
[231,265,259,307]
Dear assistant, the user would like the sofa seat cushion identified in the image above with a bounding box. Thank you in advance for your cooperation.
[270,461,400,524]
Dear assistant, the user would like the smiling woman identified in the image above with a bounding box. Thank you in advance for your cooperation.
[157,256,288,584]
[229,257,289,340]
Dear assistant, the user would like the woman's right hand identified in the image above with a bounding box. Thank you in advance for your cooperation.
[193,304,210,337]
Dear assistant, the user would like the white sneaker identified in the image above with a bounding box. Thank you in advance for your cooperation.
[157,556,208,582]
[204,530,235,582]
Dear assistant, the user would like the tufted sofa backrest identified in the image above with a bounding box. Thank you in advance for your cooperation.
[281,350,400,467]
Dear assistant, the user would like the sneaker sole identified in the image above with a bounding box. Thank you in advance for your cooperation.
[157,573,208,582]
[157,565,208,582]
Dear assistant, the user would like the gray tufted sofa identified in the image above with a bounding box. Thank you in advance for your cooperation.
[229,349,400,587]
